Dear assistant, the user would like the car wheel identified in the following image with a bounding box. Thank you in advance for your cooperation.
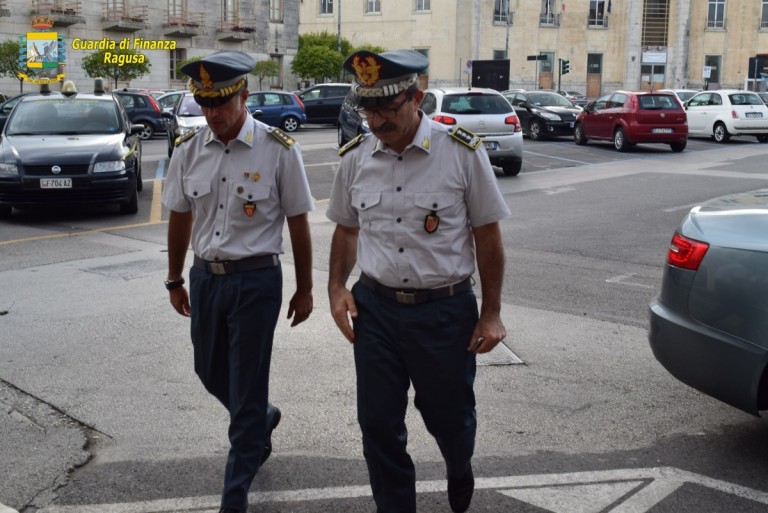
[138,122,154,140]
[502,160,522,176]
[670,141,686,152]
[713,122,730,143]
[0,205,11,219]
[613,127,629,152]
[574,123,587,145]
[529,120,542,141]
[756,135,768,143]
[338,125,347,147]
[120,186,139,215]
[281,116,300,132]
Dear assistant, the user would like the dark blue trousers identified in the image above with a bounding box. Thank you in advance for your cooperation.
[190,264,282,511]
[351,281,478,513]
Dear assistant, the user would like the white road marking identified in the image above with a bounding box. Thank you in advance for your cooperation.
[523,150,593,165]
[0,504,19,513]
[606,273,655,289]
[39,466,768,513]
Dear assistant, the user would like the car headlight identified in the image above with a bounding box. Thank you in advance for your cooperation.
[0,162,18,176]
[175,126,193,137]
[94,160,126,173]
[536,111,561,121]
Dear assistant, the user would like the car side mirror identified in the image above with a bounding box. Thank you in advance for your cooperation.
[162,111,172,119]
[252,109,263,118]
[130,124,144,135]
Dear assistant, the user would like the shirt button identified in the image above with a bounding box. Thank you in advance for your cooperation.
[433,203,438,208]
[403,278,409,284]
[215,231,220,236]
[222,177,227,182]
[396,217,401,223]
[397,156,403,161]
[193,191,198,196]
[219,204,224,209]
[225,149,230,154]
[398,248,404,253]
[361,203,366,208]
[396,187,402,192]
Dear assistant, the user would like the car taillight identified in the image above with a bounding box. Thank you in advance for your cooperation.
[148,95,161,112]
[505,114,521,132]
[294,95,304,109]
[433,115,457,125]
[666,232,709,270]
[731,110,739,119]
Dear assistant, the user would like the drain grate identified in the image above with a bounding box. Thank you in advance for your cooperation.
[83,259,167,280]
[477,341,524,366]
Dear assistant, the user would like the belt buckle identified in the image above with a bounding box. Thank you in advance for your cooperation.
[395,291,417,305]
[208,262,226,275]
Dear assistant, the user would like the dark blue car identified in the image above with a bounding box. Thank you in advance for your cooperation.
[246,91,306,132]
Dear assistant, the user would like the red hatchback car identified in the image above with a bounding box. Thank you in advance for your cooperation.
[574,90,688,152]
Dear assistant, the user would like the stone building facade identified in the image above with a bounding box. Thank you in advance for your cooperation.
[0,0,299,93]
[299,0,768,96]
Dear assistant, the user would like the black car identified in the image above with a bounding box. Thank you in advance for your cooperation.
[337,88,369,147]
[113,89,166,140]
[0,81,144,218]
[503,90,583,140]
[296,83,351,124]
[0,93,31,132]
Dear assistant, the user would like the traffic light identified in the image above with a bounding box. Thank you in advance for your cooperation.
[560,59,570,75]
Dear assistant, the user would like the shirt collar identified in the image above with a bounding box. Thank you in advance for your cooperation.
[203,111,256,148]
[371,112,433,155]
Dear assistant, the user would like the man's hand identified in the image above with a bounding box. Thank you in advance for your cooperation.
[467,313,506,354]
[329,285,357,343]
[287,289,313,327]
[169,287,191,317]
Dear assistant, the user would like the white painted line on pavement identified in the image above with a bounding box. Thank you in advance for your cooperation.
[40,466,768,513]
[0,503,19,513]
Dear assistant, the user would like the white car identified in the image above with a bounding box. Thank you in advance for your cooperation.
[656,89,699,105]
[684,89,768,143]
[421,87,524,176]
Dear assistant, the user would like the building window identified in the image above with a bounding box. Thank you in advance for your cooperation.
[706,0,725,29]
[540,0,559,26]
[704,55,721,87]
[320,0,333,15]
[642,0,669,46]
[365,0,381,14]
[270,0,283,21]
[588,0,607,26]
[415,0,429,11]
[493,50,506,60]
[761,0,768,29]
[170,48,186,81]
[222,0,237,21]
[169,0,185,19]
[493,0,510,24]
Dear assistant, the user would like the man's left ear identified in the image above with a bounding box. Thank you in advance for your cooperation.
[413,89,425,106]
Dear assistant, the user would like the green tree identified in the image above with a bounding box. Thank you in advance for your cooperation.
[0,40,26,93]
[176,55,203,81]
[291,45,344,84]
[81,48,151,89]
[298,31,353,56]
[349,43,388,55]
[251,60,279,90]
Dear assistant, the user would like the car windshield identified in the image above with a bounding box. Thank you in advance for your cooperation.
[676,91,697,102]
[177,96,203,117]
[442,93,513,114]
[6,99,120,135]
[728,93,764,106]
[527,92,574,107]
[638,95,681,110]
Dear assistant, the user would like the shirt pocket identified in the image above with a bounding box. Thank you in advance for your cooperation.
[414,192,457,213]
[183,179,212,200]
[352,191,382,229]
[414,192,459,233]
[233,183,271,219]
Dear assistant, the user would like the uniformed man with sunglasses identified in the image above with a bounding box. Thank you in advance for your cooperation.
[162,51,314,513]
[327,49,511,513]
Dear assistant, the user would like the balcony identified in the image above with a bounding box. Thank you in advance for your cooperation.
[760,18,768,31]
[31,0,85,25]
[705,18,726,30]
[588,13,608,28]
[163,11,204,37]
[216,17,256,42]
[492,10,514,26]
[540,12,560,27]
[102,3,148,32]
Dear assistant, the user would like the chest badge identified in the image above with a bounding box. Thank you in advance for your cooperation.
[424,211,440,234]
[252,172,261,182]
[244,201,256,217]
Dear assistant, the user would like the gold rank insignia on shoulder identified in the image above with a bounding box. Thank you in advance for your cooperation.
[268,128,296,148]
[450,126,481,150]
[174,127,199,147]
[338,134,364,156]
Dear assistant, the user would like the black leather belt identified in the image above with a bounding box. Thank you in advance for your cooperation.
[359,273,471,305]
[193,254,279,275]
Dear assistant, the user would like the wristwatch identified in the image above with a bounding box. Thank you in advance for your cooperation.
[164,277,185,290]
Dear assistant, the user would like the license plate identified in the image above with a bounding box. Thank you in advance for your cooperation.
[40,178,72,189]
[652,128,673,134]
[745,112,763,119]
[483,141,498,150]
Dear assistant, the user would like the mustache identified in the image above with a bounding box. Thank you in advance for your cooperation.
[370,122,397,133]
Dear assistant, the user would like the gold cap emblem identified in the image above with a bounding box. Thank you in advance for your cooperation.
[351,55,382,87]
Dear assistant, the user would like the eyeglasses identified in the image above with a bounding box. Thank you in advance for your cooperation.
[356,96,411,120]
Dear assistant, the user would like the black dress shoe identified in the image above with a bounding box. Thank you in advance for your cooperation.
[447,465,474,513]
[261,405,282,465]
[218,508,244,513]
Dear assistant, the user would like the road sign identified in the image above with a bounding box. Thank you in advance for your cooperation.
[703,65,712,79]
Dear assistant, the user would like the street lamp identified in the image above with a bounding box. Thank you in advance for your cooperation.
[504,0,510,59]
[337,0,342,54]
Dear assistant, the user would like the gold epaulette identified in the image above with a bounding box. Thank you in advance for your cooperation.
[269,128,296,148]
[338,134,364,156]
[450,126,481,150]
[174,128,199,147]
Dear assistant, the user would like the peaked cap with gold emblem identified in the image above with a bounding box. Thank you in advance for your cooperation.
[182,51,255,107]
[342,50,428,109]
